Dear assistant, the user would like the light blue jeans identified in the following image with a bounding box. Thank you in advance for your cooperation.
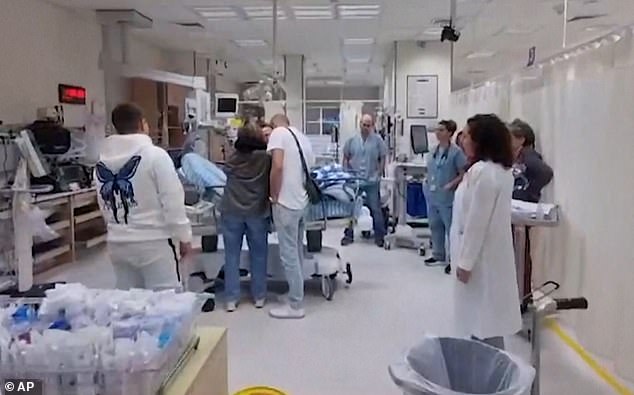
[272,204,305,309]
[428,204,453,261]
[222,214,269,303]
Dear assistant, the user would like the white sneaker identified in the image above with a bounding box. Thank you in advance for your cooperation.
[254,299,266,309]
[226,302,237,312]
[269,304,305,319]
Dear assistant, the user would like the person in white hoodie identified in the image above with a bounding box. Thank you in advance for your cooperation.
[95,103,192,290]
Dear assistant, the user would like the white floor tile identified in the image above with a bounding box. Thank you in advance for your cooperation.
[41,229,617,395]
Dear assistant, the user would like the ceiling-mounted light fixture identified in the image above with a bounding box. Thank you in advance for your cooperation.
[422,27,444,36]
[234,39,268,47]
[465,51,496,59]
[343,38,375,46]
[243,6,286,20]
[337,4,381,19]
[194,6,239,20]
[293,5,333,20]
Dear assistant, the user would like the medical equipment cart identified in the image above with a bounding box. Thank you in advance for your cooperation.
[383,161,431,254]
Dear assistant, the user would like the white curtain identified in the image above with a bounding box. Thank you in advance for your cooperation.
[451,27,634,382]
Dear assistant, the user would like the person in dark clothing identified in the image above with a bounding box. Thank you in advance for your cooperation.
[220,123,272,312]
[509,119,553,203]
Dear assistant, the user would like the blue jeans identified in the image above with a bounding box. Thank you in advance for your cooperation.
[272,204,305,309]
[222,214,269,303]
[428,204,453,261]
[344,182,385,241]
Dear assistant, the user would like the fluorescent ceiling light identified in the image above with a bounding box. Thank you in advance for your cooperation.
[242,6,286,20]
[422,27,443,36]
[293,6,333,19]
[325,80,344,86]
[343,38,375,45]
[337,4,381,19]
[465,51,496,59]
[194,7,239,20]
[234,39,268,47]
[585,24,614,32]
[346,58,370,63]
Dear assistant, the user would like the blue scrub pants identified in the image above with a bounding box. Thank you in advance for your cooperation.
[428,204,453,261]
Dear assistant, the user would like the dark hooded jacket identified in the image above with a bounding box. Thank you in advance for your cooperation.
[512,147,554,203]
[220,136,271,217]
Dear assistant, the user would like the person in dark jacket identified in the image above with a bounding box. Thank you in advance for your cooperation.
[509,119,553,203]
[220,122,272,312]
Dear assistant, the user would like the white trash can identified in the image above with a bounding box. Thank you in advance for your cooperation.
[389,336,535,395]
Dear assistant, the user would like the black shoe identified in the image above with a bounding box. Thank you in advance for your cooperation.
[375,239,385,248]
[340,237,354,246]
[424,257,446,267]
[444,264,451,275]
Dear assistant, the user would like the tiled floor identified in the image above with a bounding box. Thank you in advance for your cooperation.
[44,230,618,395]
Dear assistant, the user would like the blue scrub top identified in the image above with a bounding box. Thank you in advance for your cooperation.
[426,143,466,207]
[343,133,387,183]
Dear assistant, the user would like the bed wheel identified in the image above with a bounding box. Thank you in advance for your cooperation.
[345,263,353,285]
[384,241,391,250]
[306,230,323,252]
[321,276,336,300]
[418,246,426,256]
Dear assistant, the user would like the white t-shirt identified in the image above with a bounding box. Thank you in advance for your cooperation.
[267,126,315,210]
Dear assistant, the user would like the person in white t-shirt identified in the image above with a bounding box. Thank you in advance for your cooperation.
[267,114,314,319]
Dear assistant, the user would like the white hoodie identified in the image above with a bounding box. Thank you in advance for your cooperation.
[95,133,192,244]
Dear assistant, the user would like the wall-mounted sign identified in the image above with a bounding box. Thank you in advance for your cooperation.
[58,84,87,105]
[406,75,438,119]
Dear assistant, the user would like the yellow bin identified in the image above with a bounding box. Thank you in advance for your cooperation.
[234,387,287,395]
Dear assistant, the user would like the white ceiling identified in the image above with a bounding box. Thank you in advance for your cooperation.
[453,0,634,88]
[44,0,634,89]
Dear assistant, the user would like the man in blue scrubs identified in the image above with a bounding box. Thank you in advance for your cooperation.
[425,120,466,266]
[341,114,388,247]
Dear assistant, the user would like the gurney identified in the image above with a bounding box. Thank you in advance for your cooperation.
[180,158,356,302]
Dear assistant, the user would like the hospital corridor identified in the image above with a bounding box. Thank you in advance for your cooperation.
[1,0,634,394]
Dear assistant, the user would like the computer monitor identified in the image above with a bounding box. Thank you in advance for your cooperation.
[410,125,429,155]
[215,93,239,118]
[14,129,50,177]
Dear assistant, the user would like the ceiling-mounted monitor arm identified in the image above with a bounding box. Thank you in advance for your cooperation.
[272,0,279,78]
[562,0,569,48]
[449,0,456,27]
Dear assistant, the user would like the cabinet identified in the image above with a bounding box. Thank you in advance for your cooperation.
[129,79,190,149]
[15,189,107,275]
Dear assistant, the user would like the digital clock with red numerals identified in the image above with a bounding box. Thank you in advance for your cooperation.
[58,84,87,105]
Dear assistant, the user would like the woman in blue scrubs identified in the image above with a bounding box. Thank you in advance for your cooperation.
[424,120,467,268]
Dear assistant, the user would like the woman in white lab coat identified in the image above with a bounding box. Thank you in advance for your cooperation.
[451,114,521,349]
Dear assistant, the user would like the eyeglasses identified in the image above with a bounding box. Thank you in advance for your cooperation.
[361,123,372,128]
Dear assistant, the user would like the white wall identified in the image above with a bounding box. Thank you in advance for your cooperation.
[0,0,178,125]
[393,41,453,156]
[163,51,241,93]
[0,0,105,124]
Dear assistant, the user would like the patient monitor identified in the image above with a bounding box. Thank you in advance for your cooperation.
[410,125,429,163]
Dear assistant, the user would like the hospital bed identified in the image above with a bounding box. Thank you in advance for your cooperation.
[181,161,358,302]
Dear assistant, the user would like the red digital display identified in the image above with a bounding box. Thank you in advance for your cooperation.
[58,84,87,105]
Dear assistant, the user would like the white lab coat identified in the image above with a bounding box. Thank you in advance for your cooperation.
[451,161,522,339]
